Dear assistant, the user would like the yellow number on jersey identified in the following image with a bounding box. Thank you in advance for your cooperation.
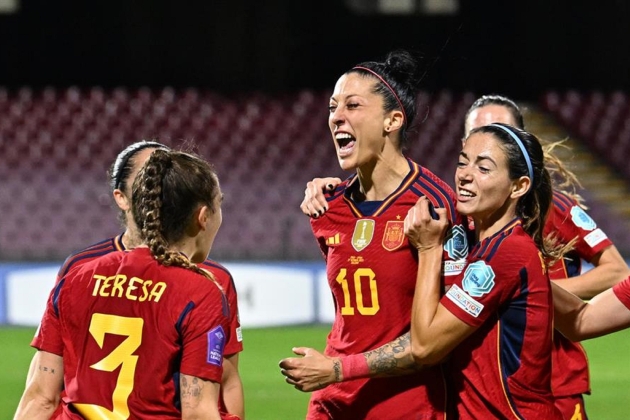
[74,313,144,419]
[570,403,583,420]
[336,268,380,315]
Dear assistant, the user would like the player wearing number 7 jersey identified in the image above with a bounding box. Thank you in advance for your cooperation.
[15,149,230,420]
[280,50,467,419]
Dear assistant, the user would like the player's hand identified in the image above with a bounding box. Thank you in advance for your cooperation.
[301,177,342,218]
[279,347,338,392]
[404,197,449,252]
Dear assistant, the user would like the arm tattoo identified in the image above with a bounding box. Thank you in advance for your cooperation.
[180,375,204,408]
[364,332,423,377]
[333,359,342,382]
[38,365,57,375]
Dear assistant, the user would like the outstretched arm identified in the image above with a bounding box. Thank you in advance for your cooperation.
[552,281,630,341]
[552,244,630,299]
[279,332,421,392]
[300,177,342,217]
[14,351,63,420]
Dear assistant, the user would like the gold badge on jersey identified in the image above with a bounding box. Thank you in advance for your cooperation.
[382,221,405,251]
[352,219,375,252]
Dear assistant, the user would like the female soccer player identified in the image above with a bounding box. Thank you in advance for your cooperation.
[300,94,629,419]
[406,123,566,419]
[16,148,240,420]
[465,95,629,419]
[281,50,468,419]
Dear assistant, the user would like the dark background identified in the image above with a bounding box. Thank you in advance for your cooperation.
[1,0,629,98]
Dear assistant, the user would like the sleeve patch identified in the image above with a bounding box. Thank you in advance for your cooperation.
[570,206,597,231]
[446,284,484,317]
[462,261,495,297]
[584,228,608,248]
[444,225,469,260]
[444,260,467,277]
[207,326,226,366]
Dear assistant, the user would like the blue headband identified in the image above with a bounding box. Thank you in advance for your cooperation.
[489,124,534,185]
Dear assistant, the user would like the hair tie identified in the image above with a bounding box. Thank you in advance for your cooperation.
[353,66,407,125]
[489,124,534,185]
[112,141,169,190]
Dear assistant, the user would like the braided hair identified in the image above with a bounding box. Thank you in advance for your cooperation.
[108,140,170,226]
[131,148,221,280]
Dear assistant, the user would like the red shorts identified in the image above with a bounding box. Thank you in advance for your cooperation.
[554,394,588,420]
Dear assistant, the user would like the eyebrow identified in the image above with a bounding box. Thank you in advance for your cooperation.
[459,151,498,166]
[330,93,360,103]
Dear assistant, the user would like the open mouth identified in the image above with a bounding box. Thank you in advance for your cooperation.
[458,188,476,199]
[335,132,356,152]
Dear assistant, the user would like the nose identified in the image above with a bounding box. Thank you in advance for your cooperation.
[456,165,472,184]
[329,107,344,128]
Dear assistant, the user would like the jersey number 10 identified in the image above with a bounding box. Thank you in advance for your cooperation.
[336,268,380,315]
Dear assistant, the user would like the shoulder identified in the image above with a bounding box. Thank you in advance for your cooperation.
[325,176,354,205]
[552,190,577,207]
[550,190,581,216]
[409,161,459,222]
[57,236,118,278]
[199,259,236,290]
[410,161,456,205]
[478,224,538,265]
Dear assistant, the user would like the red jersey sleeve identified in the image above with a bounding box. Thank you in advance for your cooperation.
[179,282,231,384]
[201,260,243,356]
[612,276,630,310]
[442,229,544,327]
[31,280,64,356]
[546,192,613,261]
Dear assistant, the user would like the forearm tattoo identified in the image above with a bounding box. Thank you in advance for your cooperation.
[364,332,423,377]
[180,375,204,408]
[333,359,342,382]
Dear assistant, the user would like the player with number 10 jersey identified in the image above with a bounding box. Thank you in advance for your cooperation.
[308,159,468,419]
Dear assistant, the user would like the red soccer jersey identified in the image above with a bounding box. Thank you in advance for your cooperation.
[308,159,468,419]
[32,247,231,419]
[545,191,613,397]
[200,260,243,357]
[57,234,242,356]
[613,276,630,309]
[441,219,561,420]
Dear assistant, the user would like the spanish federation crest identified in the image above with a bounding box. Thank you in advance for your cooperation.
[570,206,596,231]
[352,219,375,252]
[462,261,495,297]
[382,220,405,251]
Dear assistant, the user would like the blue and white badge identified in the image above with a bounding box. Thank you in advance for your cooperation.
[462,261,495,298]
[444,225,469,260]
[207,326,226,366]
[570,206,596,231]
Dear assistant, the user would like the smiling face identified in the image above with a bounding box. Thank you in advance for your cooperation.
[455,132,518,227]
[465,104,519,137]
[328,72,393,171]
